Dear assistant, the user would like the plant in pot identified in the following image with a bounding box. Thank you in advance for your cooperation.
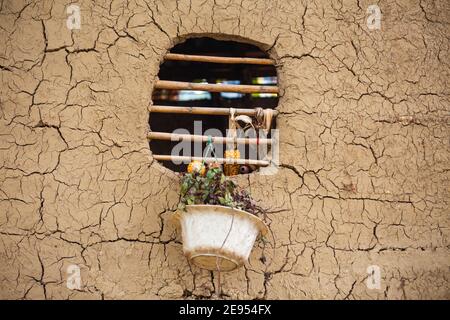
[174,161,268,272]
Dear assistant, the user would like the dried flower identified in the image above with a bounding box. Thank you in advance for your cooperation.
[179,166,264,216]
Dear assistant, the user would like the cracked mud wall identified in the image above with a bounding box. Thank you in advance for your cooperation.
[0,0,449,299]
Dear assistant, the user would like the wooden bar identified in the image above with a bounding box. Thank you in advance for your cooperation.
[165,53,274,65]
[152,155,270,166]
[148,131,272,145]
[149,105,279,117]
[155,80,279,94]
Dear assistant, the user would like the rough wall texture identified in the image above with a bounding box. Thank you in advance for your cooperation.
[0,0,449,299]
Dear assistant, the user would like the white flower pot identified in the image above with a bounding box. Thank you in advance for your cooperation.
[174,204,268,272]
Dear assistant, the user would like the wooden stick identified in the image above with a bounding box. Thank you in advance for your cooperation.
[149,105,279,116]
[165,53,274,65]
[148,131,272,145]
[152,155,270,166]
[155,80,279,94]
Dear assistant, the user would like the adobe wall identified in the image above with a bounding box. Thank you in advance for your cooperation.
[0,0,449,299]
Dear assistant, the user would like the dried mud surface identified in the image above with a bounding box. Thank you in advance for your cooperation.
[0,0,449,299]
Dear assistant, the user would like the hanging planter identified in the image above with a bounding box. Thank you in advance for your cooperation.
[174,204,268,272]
[174,159,269,272]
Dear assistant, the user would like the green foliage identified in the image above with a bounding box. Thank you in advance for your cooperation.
[178,165,263,216]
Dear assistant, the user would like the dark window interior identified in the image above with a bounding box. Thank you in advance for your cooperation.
[150,37,278,172]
